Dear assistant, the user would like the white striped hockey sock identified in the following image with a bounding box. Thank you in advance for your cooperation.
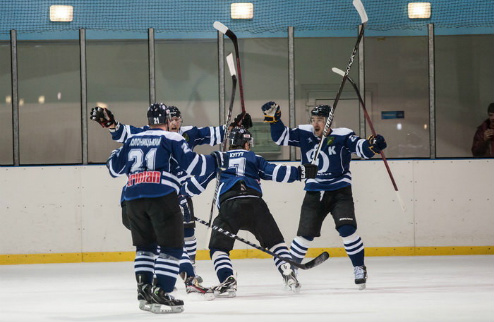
[184,236,197,263]
[342,232,365,267]
[211,251,234,283]
[290,236,312,263]
[270,243,293,273]
[154,253,180,293]
[134,251,156,284]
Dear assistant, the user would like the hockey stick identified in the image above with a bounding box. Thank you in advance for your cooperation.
[214,21,246,122]
[312,0,368,164]
[332,67,406,213]
[208,53,237,226]
[195,216,330,270]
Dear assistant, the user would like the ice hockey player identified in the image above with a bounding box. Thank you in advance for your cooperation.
[182,126,318,297]
[105,103,227,313]
[91,104,251,298]
[261,101,387,290]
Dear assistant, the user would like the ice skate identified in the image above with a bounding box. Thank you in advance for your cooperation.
[354,265,367,290]
[137,282,153,312]
[150,285,184,314]
[280,263,301,293]
[212,275,237,298]
[185,275,215,301]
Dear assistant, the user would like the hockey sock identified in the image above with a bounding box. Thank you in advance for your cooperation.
[154,248,182,293]
[211,249,234,283]
[269,243,293,274]
[134,247,158,284]
[184,228,197,264]
[178,247,195,278]
[290,236,313,263]
[338,225,365,267]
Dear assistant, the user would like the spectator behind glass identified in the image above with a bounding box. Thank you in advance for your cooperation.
[471,103,494,157]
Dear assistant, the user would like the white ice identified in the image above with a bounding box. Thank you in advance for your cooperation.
[1,255,493,322]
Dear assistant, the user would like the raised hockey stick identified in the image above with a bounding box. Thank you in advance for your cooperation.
[214,21,246,122]
[208,53,237,226]
[195,216,330,270]
[332,67,407,213]
[312,0,368,164]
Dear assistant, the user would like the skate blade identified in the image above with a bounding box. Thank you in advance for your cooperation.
[150,304,184,314]
[213,290,236,298]
[357,283,366,290]
[284,283,301,294]
[138,300,152,312]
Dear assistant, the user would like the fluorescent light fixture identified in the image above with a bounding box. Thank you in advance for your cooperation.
[50,5,74,22]
[231,3,254,19]
[408,2,431,19]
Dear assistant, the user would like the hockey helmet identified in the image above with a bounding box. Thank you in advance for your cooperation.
[147,103,168,125]
[311,104,332,117]
[229,127,254,148]
[166,105,182,119]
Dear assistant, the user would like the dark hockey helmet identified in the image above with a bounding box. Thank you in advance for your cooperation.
[166,105,182,119]
[311,104,332,117]
[147,103,168,125]
[229,126,254,149]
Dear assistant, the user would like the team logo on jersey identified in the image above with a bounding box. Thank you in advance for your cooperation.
[326,136,335,145]
[182,133,190,142]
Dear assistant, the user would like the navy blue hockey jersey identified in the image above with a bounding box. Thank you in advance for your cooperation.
[269,119,376,192]
[181,149,303,207]
[107,129,216,201]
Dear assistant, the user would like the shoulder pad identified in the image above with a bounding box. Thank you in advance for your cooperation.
[298,124,313,132]
[331,127,354,136]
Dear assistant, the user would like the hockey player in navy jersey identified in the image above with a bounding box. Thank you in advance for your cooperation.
[106,104,227,313]
[261,101,387,290]
[92,104,251,296]
[182,127,318,297]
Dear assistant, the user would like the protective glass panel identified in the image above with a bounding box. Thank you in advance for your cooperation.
[435,34,494,158]
[223,38,289,160]
[0,42,13,165]
[155,39,219,156]
[295,37,361,160]
[365,36,430,158]
[18,40,81,164]
[87,40,149,163]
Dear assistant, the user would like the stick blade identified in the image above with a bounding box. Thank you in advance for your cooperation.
[226,53,237,77]
[213,21,229,34]
[353,0,368,24]
[331,67,345,77]
[298,251,330,270]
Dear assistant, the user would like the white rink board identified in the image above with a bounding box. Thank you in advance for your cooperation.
[0,159,492,255]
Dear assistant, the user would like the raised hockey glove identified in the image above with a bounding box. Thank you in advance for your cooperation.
[261,101,281,123]
[90,106,117,128]
[210,151,229,171]
[231,113,253,129]
[367,134,387,154]
[298,163,318,180]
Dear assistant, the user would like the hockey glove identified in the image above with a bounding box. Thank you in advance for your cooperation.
[261,101,281,123]
[178,195,192,221]
[298,163,318,180]
[231,113,253,129]
[90,106,117,128]
[367,134,387,154]
[210,151,229,171]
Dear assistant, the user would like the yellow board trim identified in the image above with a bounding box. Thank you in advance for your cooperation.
[1,246,493,265]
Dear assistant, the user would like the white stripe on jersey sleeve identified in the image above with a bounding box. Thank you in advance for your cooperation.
[186,154,200,175]
[116,124,132,143]
[275,127,289,146]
